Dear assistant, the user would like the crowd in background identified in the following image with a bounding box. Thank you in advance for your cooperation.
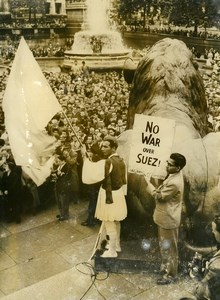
[0,18,67,29]
[0,63,129,223]
[0,39,220,223]
[1,24,220,63]
[121,23,220,40]
[0,38,73,63]
[200,48,220,131]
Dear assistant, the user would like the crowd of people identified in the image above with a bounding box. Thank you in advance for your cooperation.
[122,23,220,40]
[0,64,130,225]
[0,43,220,223]
[1,21,220,63]
[0,38,73,63]
[0,18,67,30]
[199,48,220,132]
[0,37,220,296]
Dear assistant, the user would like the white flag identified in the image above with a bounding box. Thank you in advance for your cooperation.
[2,37,62,186]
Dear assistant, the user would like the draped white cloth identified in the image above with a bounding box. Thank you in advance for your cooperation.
[82,158,106,184]
[2,37,62,186]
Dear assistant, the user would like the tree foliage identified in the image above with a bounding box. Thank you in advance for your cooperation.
[118,0,148,18]
[118,0,170,27]
[118,0,219,30]
[169,0,218,29]
[118,0,155,26]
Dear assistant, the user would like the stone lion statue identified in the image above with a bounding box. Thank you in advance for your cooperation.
[119,38,220,246]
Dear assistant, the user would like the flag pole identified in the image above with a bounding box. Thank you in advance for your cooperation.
[61,110,83,147]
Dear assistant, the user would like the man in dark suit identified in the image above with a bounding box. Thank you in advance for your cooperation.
[145,152,186,284]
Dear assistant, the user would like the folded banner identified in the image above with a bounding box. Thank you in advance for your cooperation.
[82,159,106,184]
[2,37,62,186]
[128,114,176,179]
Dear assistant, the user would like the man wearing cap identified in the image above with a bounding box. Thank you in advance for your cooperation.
[81,136,127,258]
[95,136,127,257]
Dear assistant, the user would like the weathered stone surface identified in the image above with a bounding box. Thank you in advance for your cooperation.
[127,38,208,137]
[118,38,220,245]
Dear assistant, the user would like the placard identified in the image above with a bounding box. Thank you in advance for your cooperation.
[129,114,176,178]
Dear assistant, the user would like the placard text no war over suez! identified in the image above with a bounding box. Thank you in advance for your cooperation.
[136,121,161,167]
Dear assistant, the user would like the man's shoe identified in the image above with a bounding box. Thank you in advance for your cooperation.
[157,276,176,285]
[101,249,118,258]
[81,220,95,227]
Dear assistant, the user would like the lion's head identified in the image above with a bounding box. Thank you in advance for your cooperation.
[127,38,208,139]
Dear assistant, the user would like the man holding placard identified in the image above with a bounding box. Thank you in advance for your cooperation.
[129,114,186,284]
[145,152,186,285]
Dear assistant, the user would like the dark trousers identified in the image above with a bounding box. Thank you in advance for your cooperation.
[0,195,7,221]
[6,194,22,222]
[86,182,101,222]
[55,190,70,218]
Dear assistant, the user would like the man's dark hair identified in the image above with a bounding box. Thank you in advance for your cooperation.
[170,153,186,170]
[90,141,103,161]
[103,136,118,149]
